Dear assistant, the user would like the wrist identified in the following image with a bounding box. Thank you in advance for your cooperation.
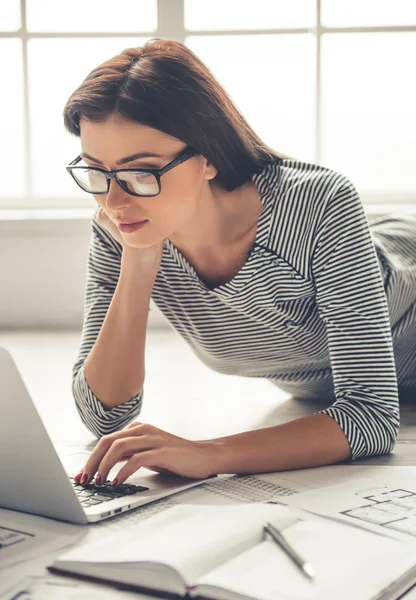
[122,243,163,269]
[197,439,229,476]
[121,248,158,280]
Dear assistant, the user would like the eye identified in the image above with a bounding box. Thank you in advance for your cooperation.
[88,170,103,180]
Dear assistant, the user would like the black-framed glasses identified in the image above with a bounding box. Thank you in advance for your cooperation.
[66,146,199,197]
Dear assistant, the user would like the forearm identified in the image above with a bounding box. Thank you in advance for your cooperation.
[204,413,352,474]
[83,248,156,409]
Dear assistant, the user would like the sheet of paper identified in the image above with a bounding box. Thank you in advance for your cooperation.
[254,465,416,491]
[177,472,311,504]
[282,472,416,543]
[196,516,416,600]
[167,466,416,510]
[0,508,85,570]
[402,585,416,599]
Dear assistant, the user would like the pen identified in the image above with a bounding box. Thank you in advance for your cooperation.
[264,521,316,581]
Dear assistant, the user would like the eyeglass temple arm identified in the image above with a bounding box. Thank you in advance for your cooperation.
[158,147,199,176]
[68,155,82,166]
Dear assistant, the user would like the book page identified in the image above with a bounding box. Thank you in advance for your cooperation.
[195,517,416,600]
[55,503,298,586]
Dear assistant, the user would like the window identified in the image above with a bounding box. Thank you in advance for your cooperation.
[187,34,316,163]
[0,39,25,198]
[1,0,156,209]
[321,32,415,194]
[28,37,149,199]
[1,0,415,209]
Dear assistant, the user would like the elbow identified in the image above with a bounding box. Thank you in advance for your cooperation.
[360,412,399,459]
[384,418,399,455]
[379,402,400,456]
[73,389,144,439]
[72,364,144,438]
[75,403,102,439]
[321,402,399,460]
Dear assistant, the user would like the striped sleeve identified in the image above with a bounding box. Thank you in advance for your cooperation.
[72,211,143,438]
[311,179,400,459]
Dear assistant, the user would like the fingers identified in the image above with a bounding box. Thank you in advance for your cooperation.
[127,421,142,429]
[96,207,124,246]
[114,449,167,485]
[96,435,157,484]
[79,424,150,485]
[96,207,109,228]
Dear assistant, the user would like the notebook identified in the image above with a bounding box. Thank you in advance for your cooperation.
[48,503,416,600]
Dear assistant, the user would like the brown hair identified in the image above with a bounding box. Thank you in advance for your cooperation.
[63,38,292,191]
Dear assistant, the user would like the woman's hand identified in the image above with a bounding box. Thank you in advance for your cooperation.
[73,422,219,486]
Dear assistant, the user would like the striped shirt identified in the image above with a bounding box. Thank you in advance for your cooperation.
[73,157,416,459]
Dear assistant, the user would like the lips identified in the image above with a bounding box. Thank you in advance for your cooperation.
[117,220,148,233]
[117,219,147,225]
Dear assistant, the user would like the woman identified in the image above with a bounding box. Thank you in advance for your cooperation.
[64,39,416,488]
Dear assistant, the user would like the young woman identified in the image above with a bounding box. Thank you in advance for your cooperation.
[64,39,416,488]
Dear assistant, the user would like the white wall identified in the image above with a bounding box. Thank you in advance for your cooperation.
[0,217,169,329]
[0,207,405,329]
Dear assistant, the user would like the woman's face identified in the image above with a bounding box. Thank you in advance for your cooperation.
[79,115,216,248]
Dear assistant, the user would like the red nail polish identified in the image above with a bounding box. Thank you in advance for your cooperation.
[81,473,88,485]
[95,474,102,485]
[111,478,118,486]
[74,471,83,482]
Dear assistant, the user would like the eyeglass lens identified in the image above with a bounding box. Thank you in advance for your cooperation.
[72,168,160,196]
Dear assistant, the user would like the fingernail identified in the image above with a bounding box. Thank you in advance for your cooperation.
[95,473,102,485]
[111,478,118,486]
[81,473,88,485]
[74,471,83,482]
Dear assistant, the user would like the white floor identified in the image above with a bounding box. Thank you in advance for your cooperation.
[2,328,415,466]
[0,328,291,448]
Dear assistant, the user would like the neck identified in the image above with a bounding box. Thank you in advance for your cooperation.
[168,178,262,257]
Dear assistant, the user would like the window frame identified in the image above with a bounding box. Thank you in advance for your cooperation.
[1,0,415,211]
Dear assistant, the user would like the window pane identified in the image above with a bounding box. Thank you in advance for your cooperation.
[321,33,416,194]
[322,0,416,27]
[0,0,21,31]
[187,35,316,163]
[0,40,25,198]
[27,0,157,32]
[28,38,150,200]
[185,0,315,30]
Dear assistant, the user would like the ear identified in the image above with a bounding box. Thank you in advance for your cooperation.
[200,155,217,181]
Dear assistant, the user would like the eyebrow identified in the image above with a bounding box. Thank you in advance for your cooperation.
[79,151,164,166]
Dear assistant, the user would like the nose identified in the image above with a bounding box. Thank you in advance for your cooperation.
[104,179,131,212]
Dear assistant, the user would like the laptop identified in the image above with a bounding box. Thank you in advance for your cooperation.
[0,346,213,525]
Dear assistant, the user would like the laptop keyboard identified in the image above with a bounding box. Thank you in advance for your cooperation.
[69,476,149,508]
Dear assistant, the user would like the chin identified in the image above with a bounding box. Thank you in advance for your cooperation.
[124,239,152,249]
[123,233,163,250]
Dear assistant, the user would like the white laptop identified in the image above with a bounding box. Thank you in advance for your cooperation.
[0,346,213,525]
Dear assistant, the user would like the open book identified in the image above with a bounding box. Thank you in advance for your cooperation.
[48,503,416,600]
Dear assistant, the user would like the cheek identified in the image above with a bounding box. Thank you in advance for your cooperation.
[153,195,195,233]
[153,171,203,225]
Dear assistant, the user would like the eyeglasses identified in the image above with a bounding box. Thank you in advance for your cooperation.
[66,146,199,197]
